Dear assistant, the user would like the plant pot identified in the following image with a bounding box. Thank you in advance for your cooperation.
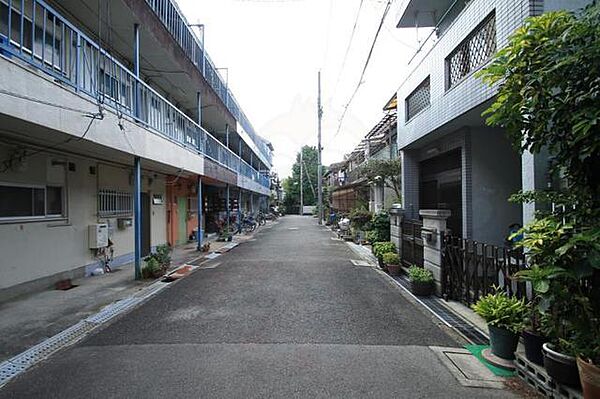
[522,330,548,366]
[387,264,401,276]
[377,257,385,270]
[543,343,580,387]
[577,357,600,399]
[410,281,433,297]
[488,325,519,360]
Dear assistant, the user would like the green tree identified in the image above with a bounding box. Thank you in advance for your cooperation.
[283,146,320,209]
[358,159,402,202]
[479,4,600,361]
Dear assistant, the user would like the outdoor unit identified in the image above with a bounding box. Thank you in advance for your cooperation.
[88,224,109,249]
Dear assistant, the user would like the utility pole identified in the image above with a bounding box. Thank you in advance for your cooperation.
[299,149,303,215]
[317,71,323,225]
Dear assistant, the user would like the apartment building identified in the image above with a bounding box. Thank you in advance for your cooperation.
[395,0,590,245]
[0,0,272,299]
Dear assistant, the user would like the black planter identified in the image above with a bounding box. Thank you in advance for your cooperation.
[543,343,581,387]
[488,325,519,360]
[522,330,547,366]
[377,257,385,269]
[410,281,433,296]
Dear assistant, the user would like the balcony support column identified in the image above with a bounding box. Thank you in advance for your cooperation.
[226,184,231,234]
[133,156,142,280]
[196,176,203,251]
[133,23,141,118]
[237,189,242,233]
[225,124,230,148]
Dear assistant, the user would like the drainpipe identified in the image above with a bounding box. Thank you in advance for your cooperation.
[237,189,242,233]
[225,123,229,148]
[133,157,142,280]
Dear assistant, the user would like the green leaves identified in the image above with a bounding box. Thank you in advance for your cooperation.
[478,4,600,202]
[407,266,434,283]
[471,289,528,333]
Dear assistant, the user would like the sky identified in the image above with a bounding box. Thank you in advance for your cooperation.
[176,0,423,178]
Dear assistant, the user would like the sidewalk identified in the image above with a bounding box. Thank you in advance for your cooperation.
[0,229,261,363]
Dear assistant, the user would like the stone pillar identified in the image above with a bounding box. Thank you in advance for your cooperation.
[420,209,451,296]
[521,149,550,225]
[389,204,403,256]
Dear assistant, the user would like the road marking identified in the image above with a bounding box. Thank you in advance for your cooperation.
[200,262,221,270]
[288,227,299,230]
[350,260,375,267]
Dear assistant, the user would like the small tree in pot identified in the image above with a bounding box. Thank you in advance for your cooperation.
[383,252,400,276]
[407,266,434,297]
[472,289,527,360]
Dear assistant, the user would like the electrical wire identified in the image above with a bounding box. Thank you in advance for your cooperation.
[332,0,365,98]
[328,0,392,147]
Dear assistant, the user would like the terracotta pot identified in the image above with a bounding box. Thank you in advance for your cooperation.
[386,264,401,276]
[543,343,580,387]
[577,357,600,399]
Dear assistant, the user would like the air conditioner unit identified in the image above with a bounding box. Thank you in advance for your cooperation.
[89,224,109,248]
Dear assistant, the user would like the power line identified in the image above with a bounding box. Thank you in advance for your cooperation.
[329,0,392,146]
[332,0,365,97]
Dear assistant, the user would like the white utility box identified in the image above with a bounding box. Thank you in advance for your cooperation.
[88,223,109,248]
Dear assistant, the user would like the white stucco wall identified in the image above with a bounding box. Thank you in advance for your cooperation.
[0,146,167,291]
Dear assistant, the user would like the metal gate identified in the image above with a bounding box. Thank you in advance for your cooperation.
[400,218,424,268]
[441,234,527,306]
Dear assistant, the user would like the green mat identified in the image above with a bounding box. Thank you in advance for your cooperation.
[465,345,516,377]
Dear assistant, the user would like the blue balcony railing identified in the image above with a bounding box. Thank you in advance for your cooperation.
[144,0,273,167]
[0,0,269,189]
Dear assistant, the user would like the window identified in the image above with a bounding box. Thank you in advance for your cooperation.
[405,77,431,121]
[98,189,133,217]
[0,184,64,219]
[446,12,496,90]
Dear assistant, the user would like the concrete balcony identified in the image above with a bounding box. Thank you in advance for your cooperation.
[0,0,270,194]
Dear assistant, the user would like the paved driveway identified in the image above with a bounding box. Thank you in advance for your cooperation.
[0,216,519,398]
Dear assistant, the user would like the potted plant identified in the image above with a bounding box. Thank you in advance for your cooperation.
[575,330,600,399]
[407,266,434,296]
[144,244,172,275]
[472,289,527,360]
[372,242,396,270]
[521,305,548,366]
[383,252,401,276]
[142,257,162,279]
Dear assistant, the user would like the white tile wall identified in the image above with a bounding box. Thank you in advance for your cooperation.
[396,0,533,149]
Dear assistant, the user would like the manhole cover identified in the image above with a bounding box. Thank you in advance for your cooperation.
[429,347,506,389]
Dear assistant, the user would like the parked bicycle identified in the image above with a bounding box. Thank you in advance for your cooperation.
[240,213,258,234]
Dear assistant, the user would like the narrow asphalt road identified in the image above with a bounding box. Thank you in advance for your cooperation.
[0,216,519,398]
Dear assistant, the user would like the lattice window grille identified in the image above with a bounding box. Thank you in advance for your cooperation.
[406,77,431,121]
[98,189,133,217]
[446,12,496,90]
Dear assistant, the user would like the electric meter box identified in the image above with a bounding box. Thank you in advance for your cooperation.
[89,224,109,248]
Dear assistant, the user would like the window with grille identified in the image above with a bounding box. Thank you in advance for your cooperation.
[446,12,496,90]
[405,77,430,122]
[98,189,133,217]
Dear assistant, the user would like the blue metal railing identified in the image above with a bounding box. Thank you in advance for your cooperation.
[0,0,269,189]
[143,0,273,167]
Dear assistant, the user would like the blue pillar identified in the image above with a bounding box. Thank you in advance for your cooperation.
[226,184,231,234]
[237,189,242,232]
[133,24,140,118]
[196,176,203,250]
[133,156,142,280]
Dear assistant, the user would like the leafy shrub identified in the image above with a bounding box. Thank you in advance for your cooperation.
[382,252,399,265]
[142,257,161,279]
[349,207,372,231]
[471,289,527,333]
[372,242,396,259]
[407,266,433,283]
[369,212,390,242]
[365,230,378,243]
[144,244,172,272]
